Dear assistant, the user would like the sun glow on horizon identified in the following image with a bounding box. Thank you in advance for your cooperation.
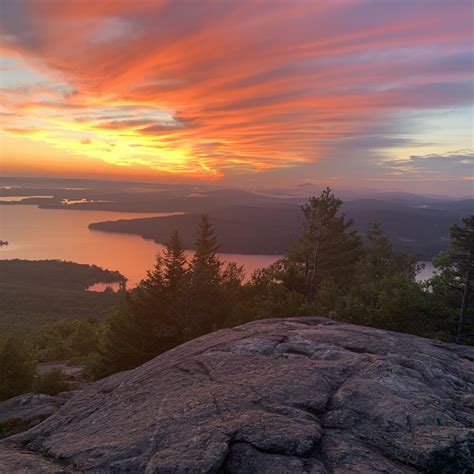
[0,0,472,191]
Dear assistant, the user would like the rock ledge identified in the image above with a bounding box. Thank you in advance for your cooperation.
[1,317,473,473]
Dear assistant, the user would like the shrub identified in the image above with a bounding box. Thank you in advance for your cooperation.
[0,337,35,401]
[33,369,69,396]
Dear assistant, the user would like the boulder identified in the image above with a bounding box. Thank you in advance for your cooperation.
[1,317,473,472]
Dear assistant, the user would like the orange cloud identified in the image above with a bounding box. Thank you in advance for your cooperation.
[0,0,472,182]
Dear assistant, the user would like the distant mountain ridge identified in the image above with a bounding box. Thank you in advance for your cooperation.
[89,198,473,259]
[1,178,471,259]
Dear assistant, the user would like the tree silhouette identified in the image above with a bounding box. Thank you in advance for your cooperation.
[450,216,474,343]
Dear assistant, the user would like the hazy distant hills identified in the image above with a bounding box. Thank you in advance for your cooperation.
[90,207,300,255]
[1,177,472,259]
[89,198,473,259]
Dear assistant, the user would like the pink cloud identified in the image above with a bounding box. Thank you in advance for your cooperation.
[0,0,472,179]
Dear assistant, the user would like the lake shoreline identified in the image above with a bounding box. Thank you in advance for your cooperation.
[0,205,281,287]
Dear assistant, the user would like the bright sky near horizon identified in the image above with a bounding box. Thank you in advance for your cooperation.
[0,0,473,194]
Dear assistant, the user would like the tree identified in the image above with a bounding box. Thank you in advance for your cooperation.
[217,261,247,327]
[424,217,474,345]
[97,304,146,375]
[276,188,361,303]
[188,215,223,334]
[448,216,474,343]
[425,251,463,342]
[160,230,189,329]
[0,337,35,401]
[237,266,307,323]
[99,235,188,374]
[69,320,100,358]
[162,230,188,296]
[340,223,428,334]
[190,215,221,285]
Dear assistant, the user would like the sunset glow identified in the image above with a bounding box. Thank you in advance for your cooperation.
[0,0,473,192]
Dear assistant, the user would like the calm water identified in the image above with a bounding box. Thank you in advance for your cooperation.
[0,205,280,287]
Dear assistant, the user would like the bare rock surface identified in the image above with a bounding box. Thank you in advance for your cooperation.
[0,392,73,426]
[1,317,473,473]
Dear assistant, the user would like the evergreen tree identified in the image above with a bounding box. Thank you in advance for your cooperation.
[426,251,464,342]
[162,230,188,295]
[190,215,221,283]
[98,303,148,375]
[451,216,474,343]
[277,188,361,302]
[430,216,474,344]
[99,242,186,374]
[340,222,428,334]
[160,230,189,334]
[0,336,35,401]
[188,215,223,334]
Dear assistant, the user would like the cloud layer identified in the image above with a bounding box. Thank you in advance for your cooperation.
[1,0,473,185]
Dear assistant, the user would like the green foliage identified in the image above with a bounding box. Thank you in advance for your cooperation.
[97,221,246,375]
[98,231,191,375]
[337,223,429,334]
[426,216,474,344]
[235,266,307,324]
[450,215,474,275]
[32,319,102,362]
[277,188,361,302]
[33,369,70,396]
[0,260,122,333]
[188,215,224,335]
[0,259,124,290]
[0,337,35,401]
[449,216,474,343]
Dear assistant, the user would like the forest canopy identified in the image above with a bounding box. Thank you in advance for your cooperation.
[0,260,123,333]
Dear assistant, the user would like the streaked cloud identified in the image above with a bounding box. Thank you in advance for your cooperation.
[0,0,472,186]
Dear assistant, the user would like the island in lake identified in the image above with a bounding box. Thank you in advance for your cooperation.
[0,259,125,332]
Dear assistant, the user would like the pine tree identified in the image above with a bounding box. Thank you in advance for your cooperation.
[162,230,188,296]
[340,222,428,333]
[285,188,361,302]
[188,215,223,334]
[99,248,182,374]
[450,216,474,343]
[160,229,189,337]
[190,215,221,283]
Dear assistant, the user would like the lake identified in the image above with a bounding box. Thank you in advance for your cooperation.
[0,204,435,289]
[0,205,280,287]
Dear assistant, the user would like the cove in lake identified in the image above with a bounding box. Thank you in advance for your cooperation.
[0,205,280,287]
[0,205,434,289]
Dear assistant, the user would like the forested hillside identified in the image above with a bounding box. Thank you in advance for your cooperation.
[89,199,473,259]
[0,260,123,332]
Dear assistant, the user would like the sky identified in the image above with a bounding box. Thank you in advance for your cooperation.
[0,0,473,195]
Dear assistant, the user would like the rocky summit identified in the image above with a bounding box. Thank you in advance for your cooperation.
[1,317,473,473]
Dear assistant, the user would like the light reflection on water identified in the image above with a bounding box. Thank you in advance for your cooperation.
[0,205,435,289]
[1,205,280,287]
[0,196,53,201]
